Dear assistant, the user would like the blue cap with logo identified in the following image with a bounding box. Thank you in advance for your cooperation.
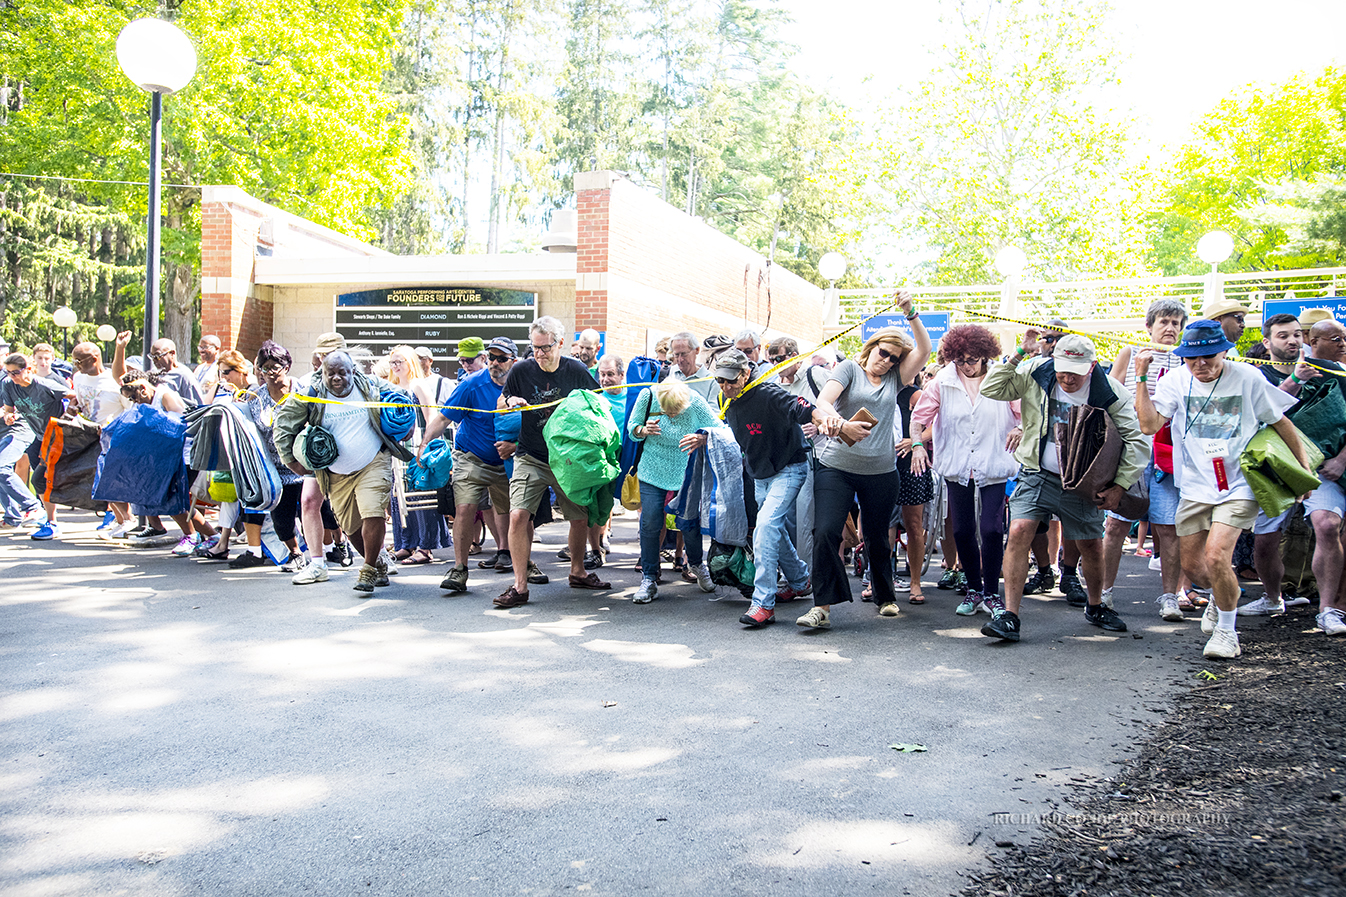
[1173,319,1237,358]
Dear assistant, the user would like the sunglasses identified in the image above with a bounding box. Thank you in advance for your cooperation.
[259,364,288,375]
[715,376,740,385]
[955,358,984,366]
[768,354,790,365]
[1042,334,1061,344]
[487,353,512,363]
[875,346,901,362]
[219,367,238,375]
[3,367,22,375]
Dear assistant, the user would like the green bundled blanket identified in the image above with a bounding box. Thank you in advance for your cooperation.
[1240,422,1325,517]
[544,389,621,526]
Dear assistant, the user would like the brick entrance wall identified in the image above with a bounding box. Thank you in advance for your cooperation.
[574,171,824,359]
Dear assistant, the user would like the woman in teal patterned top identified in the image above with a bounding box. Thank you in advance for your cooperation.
[628,380,726,604]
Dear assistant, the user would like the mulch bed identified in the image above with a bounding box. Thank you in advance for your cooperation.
[959,609,1346,897]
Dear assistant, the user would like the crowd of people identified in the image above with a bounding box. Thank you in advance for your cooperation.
[4,290,1346,661]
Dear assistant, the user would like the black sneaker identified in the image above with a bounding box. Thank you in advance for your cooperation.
[326,542,354,567]
[128,525,169,542]
[557,547,571,561]
[936,569,959,590]
[227,551,269,569]
[981,609,1021,642]
[1084,603,1128,632]
[583,550,604,570]
[477,551,502,569]
[493,550,513,573]
[1061,573,1087,607]
[1023,565,1055,595]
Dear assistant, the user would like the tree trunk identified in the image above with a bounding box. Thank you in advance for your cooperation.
[166,261,196,358]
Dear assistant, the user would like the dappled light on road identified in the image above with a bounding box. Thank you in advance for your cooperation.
[759,819,970,869]
[581,638,704,668]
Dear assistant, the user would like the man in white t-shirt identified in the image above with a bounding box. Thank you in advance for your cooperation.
[1136,319,1310,660]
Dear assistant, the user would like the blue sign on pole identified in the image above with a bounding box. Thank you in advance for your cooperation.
[1262,297,1346,325]
[860,312,951,345]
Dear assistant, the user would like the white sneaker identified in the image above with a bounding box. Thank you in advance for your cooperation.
[893,579,911,593]
[796,606,831,629]
[1237,596,1285,616]
[1285,595,1311,608]
[1157,593,1183,622]
[1317,608,1346,636]
[379,549,399,575]
[170,534,201,557]
[1201,597,1219,634]
[98,521,132,541]
[693,563,716,593]
[1148,555,1164,571]
[632,577,658,604]
[1100,587,1114,609]
[280,551,308,573]
[292,560,330,585]
[1203,627,1242,659]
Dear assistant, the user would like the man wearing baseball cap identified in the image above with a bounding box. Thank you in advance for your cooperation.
[1134,320,1310,658]
[980,333,1149,642]
[455,337,487,381]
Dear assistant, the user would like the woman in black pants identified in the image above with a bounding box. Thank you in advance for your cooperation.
[796,291,932,630]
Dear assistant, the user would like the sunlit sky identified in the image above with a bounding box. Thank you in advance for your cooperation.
[780,0,1346,163]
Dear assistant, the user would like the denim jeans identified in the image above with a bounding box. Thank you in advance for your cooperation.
[639,479,703,579]
[752,461,809,609]
[0,430,40,521]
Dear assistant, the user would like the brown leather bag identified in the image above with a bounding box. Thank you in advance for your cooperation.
[1055,405,1149,519]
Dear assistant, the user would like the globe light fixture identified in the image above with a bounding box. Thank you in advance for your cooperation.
[116,17,197,368]
[994,245,1027,279]
[52,306,77,357]
[96,324,118,342]
[818,252,847,283]
[1196,230,1234,266]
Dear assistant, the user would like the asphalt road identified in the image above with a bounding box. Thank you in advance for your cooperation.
[0,511,1210,896]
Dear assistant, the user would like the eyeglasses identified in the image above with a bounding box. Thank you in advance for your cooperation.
[1042,334,1061,345]
[3,367,22,375]
[875,346,900,362]
[530,340,557,353]
[955,358,984,367]
[389,359,407,367]
[219,367,238,375]
[149,350,172,359]
[487,353,511,363]
[715,375,740,385]
[259,363,288,375]
[768,355,790,365]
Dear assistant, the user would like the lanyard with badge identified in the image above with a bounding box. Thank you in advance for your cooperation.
[1184,369,1228,490]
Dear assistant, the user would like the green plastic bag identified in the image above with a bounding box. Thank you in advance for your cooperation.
[1288,377,1346,459]
[543,389,621,525]
[1240,421,1324,517]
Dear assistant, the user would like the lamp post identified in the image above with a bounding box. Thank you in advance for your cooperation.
[96,324,117,362]
[994,245,1027,353]
[52,306,77,359]
[1195,230,1234,319]
[819,252,847,337]
[115,18,197,369]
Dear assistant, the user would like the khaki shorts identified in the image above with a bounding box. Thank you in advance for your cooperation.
[509,451,586,522]
[326,455,393,535]
[1008,467,1105,541]
[451,447,510,512]
[1175,497,1258,537]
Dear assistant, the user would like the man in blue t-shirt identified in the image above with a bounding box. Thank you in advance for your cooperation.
[0,352,73,535]
[423,336,518,593]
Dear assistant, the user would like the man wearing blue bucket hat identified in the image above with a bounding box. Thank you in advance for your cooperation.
[1134,319,1310,660]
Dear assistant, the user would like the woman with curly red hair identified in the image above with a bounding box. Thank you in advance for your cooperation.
[910,324,1021,616]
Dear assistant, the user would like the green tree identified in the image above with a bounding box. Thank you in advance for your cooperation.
[1149,67,1346,274]
[875,0,1143,285]
[0,0,415,354]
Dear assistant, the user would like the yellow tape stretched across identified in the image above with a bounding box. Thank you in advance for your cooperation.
[272,297,1342,417]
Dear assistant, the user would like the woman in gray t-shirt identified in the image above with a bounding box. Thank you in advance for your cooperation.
[796,293,933,629]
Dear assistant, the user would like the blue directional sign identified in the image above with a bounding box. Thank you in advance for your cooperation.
[860,312,951,345]
[1262,297,1346,325]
